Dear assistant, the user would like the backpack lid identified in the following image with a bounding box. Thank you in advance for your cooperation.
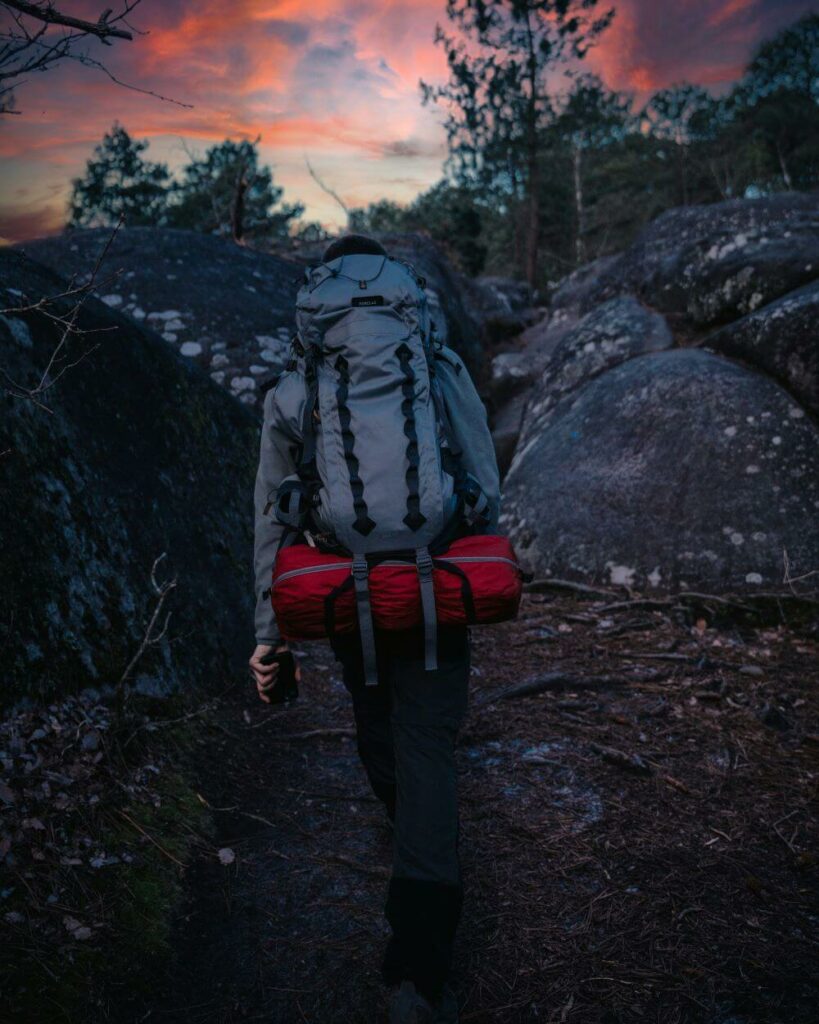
[306,253,388,292]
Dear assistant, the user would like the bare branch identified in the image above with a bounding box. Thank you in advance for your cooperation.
[118,553,178,701]
[3,2,134,41]
[305,157,350,223]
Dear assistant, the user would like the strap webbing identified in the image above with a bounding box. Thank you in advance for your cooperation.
[416,546,438,672]
[352,555,379,686]
[336,356,376,537]
[397,343,427,532]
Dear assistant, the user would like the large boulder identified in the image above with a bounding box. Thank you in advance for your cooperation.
[491,296,672,474]
[18,227,305,413]
[521,296,673,441]
[704,280,819,418]
[0,249,258,708]
[552,194,819,329]
[501,349,819,589]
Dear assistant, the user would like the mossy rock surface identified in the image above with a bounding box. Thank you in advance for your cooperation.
[0,248,258,707]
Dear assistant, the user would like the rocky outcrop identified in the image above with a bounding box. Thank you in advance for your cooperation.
[501,349,819,589]
[489,296,672,473]
[21,228,491,403]
[704,280,819,418]
[552,194,819,328]
[19,227,305,413]
[498,194,819,587]
[0,249,258,707]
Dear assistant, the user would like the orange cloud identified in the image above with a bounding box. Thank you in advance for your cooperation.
[1,0,816,242]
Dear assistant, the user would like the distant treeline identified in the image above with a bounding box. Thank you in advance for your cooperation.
[68,10,819,288]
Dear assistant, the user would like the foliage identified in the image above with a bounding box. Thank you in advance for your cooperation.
[68,123,172,228]
[68,129,303,243]
[349,181,487,275]
[168,139,303,242]
[422,10,819,288]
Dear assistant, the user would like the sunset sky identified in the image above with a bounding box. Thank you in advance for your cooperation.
[0,0,815,243]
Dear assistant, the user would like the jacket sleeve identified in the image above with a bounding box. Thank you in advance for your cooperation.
[435,346,501,530]
[253,384,298,645]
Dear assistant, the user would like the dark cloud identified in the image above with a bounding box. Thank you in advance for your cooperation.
[0,203,62,243]
[262,18,311,47]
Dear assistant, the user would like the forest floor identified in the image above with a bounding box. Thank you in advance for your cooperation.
[147,590,819,1024]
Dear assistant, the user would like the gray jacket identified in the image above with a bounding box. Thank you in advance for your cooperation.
[253,345,500,644]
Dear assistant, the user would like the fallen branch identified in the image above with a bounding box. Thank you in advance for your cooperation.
[272,728,356,741]
[525,578,618,599]
[480,671,645,706]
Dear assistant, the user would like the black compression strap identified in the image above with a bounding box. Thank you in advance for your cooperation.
[432,559,477,624]
[335,355,376,536]
[324,573,355,637]
[299,346,319,480]
[397,343,427,531]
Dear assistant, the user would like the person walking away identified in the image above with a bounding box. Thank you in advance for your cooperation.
[248,235,501,1023]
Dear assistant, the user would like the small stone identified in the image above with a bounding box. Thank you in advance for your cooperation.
[249,365,267,375]
[740,665,764,677]
[81,729,100,752]
[239,393,257,405]
[131,307,145,320]
[162,332,178,343]
[230,376,256,393]
[211,353,229,369]
[0,315,33,349]
[217,847,236,865]
[180,341,203,358]
[100,294,122,307]
[210,371,226,384]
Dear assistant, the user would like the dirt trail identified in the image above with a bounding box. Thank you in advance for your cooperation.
[152,595,819,1024]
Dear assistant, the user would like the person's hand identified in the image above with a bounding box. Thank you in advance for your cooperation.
[249,642,290,704]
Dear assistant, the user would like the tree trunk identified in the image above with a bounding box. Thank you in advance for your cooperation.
[525,151,540,286]
[231,163,248,244]
[573,143,586,266]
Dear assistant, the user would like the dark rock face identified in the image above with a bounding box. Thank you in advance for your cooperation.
[501,349,819,589]
[19,227,305,413]
[520,296,672,441]
[0,249,258,707]
[704,280,819,418]
[22,228,487,400]
[458,274,539,347]
[552,195,819,328]
[490,295,671,473]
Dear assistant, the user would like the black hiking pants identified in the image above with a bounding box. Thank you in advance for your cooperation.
[331,625,470,1001]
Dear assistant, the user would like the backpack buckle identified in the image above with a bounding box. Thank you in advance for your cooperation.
[416,549,434,577]
[352,557,369,581]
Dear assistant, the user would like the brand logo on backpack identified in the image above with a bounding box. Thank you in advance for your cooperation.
[351,295,385,307]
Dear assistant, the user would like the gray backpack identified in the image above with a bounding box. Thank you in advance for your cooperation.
[274,252,489,682]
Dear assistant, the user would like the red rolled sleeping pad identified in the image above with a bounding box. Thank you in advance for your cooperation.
[270,534,524,641]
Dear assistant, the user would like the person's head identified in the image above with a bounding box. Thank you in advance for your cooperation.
[322,234,387,263]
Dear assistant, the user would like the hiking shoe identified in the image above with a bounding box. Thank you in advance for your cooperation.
[431,984,459,1023]
[389,980,459,1024]
[389,980,432,1024]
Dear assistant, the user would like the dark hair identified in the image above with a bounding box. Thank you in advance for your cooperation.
[322,233,387,262]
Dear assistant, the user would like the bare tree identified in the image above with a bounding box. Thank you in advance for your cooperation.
[0,1,190,113]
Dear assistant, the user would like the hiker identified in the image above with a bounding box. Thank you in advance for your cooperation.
[249,234,504,1023]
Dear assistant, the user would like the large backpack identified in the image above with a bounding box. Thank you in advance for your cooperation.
[273,252,491,682]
